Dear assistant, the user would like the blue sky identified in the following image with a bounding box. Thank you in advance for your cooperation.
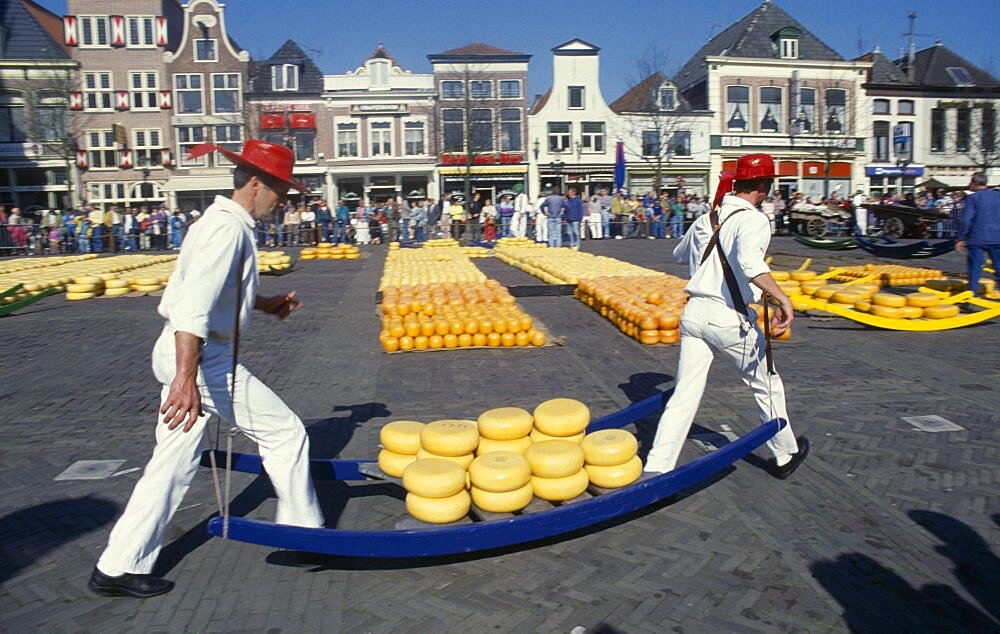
[36,0,999,101]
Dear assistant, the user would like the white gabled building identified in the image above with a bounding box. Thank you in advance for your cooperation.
[527,39,618,198]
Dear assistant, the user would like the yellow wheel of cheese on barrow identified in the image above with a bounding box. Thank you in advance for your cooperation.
[104,278,129,289]
[790,270,817,281]
[477,406,533,441]
[379,420,425,455]
[530,468,590,501]
[530,428,585,444]
[468,451,531,493]
[416,448,474,470]
[134,284,163,292]
[906,292,939,308]
[65,291,96,300]
[923,303,960,319]
[832,291,864,305]
[899,305,924,319]
[133,277,161,287]
[471,482,533,513]
[405,490,470,524]
[420,419,479,456]
[585,455,643,488]
[73,275,102,285]
[104,287,129,297]
[870,304,903,319]
[524,439,585,478]
[581,429,639,467]
[872,292,906,308]
[402,458,466,498]
[532,398,590,437]
[813,285,841,300]
[66,283,99,293]
[476,435,532,456]
[771,271,790,281]
[377,449,417,478]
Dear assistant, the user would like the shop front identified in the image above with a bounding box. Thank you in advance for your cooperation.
[331,168,436,210]
[439,165,528,205]
[864,164,925,198]
[626,170,707,198]
[0,143,72,209]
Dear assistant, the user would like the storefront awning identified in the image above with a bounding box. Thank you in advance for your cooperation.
[438,166,527,175]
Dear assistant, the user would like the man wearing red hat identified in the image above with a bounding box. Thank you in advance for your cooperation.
[89,140,324,598]
[644,153,808,479]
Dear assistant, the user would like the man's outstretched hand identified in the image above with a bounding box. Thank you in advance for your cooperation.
[255,292,303,319]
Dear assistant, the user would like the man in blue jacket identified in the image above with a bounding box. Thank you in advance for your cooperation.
[564,187,584,249]
[957,172,1000,296]
[334,199,351,244]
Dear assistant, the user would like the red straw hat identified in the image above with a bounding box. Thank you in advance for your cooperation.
[186,139,307,192]
[733,153,779,181]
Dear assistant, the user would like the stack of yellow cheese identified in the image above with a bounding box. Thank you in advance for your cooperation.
[476,407,534,456]
[258,251,292,272]
[581,429,642,488]
[530,398,590,444]
[377,420,425,477]
[417,419,479,470]
[525,439,588,501]
[65,275,105,300]
[402,458,470,524]
[468,451,533,513]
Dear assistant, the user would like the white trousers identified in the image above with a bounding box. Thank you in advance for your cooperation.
[512,212,527,238]
[97,329,323,575]
[588,213,604,239]
[644,297,799,473]
[535,216,547,242]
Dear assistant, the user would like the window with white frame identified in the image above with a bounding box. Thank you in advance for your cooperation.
[470,109,492,152]
[441,80,463,99]
[337,122,358,157]
[898,99,914,115]
[404,120,425,155]
[759,87,782,133]
[658,86,676,111]
[271,64,298,91]
[580,122,604,152]
[87,129,117,169]
[442,109,464,151]
[642,131,659,156]
[780,38,798,59]
[369,60,389,86]
[292,129,315,161]
[195,39,217,62]
[873,99,890,115]
[79,16,109,47]
[568,86,584,109]
[0,91,26,143]
[132,128,162,167]
[370,121,392,156]
[672,131,691,157]
[174,74,203,114]
[87,181,127,203]
[824,89,847,134]
[500,108,521,151]
[84,71,113,110]
[548,121,570,151]
[873,121,890,160]
[894,122,913,160]
[470,80,492,99]
[177,126,206,166]
[794,88,816,133]
[214,125,242,154]
[211,73,240,113]
[33,90,67,142]
[126,16,156,47]
[499,80,521,99]
[130,71,159,110]
[726,85,750,132]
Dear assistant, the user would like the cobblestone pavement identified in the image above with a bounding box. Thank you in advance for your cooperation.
[1,237,997,632]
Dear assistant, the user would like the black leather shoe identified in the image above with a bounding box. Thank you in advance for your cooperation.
[767,437,810,480]
[88,567,174,598]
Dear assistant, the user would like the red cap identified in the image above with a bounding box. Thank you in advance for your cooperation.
[734,153,778,181]
[186,139,307,192]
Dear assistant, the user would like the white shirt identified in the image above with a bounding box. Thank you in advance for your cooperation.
[158,195,258,342]
[673,194,772,308]
[852,193,866,208]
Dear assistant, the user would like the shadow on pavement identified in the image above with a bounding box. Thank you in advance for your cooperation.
[0,496,118,585]
[152,402,382,577]
[810,511,999,631]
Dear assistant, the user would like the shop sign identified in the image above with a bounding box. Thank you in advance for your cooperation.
[261,103,313,112]
[716,135,858,149]
[0,143,44,158]
[865,166,924,177]
[350,103,407,114]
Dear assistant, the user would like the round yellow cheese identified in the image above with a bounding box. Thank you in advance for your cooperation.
[405,490,470,524]
[66,283,99,293]
[65,291,96,300]
[134,277,161,287]
[906,292,939,308]
[470,482,533,513]
[104,278,129,289]
[790,270,817,281]
[532,398,590,437]
[402,458,467,498]
[420,419,479,456]
[524,440,585,478]
[870,304,903,319]
[581,429,639,467]
[415,448,474,470]
[800,281,826,295]
[813,285,840,300]
[104,287,129,297]
[924,303,960,319]
[345,253,360,260]
[530,428,585,444]
[872,292,906,308]
[771,271,790,281]
[73,275,102,285]
[899,305,924,319]
[300,254,317,260]
[476,435,533,456]
[134,284,163,292]
[530,468,589,501]
[377,449,417,478]
[854,300,872,312]
[468,451,531,493]
[379,420,425,454]
[477,407,533,440]
[831,291,863,305]
[585,455,643,488]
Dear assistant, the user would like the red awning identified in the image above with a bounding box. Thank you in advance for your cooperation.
[778,161,798,176]
[260,113,286,129]
[289,112,316,129]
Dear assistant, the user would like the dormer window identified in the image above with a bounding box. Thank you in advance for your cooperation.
[775,27,801,59]
[368,60,388,86]
[657,86,675,111]
[272,64,298,91]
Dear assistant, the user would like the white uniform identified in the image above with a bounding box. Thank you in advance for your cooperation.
[852,193,867,235]
[97,195,323,576]
[644,194,799,473]
[512,193,529,238]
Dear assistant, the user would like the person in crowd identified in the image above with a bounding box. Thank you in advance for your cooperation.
[564,187,583,248]
[334,199,351,245]
[957,171,1000,297]
[533,193,548,244]
[498,195,515,239]
[610,189,627,239]
[77,211,91,253]
[399,198,412,244]
[123,208,139,251]
[670,194,687,238]
[314,200,332,243]
[169,211,186,249]
[6,207,27,254]
[587,195,603,240]
[467,192,483,242]
[650,197,664,239]
[300,204,316,245]
[597,187,612,239]
[772,192,786,234]
[482,197,498,241]
[449,198,465,241]
[86,205,103,253]
[644,152,807,479]
[283,204,301,245]
[62,208,77,252]
[512,184,530,238]
[369,209,384,245]
[411,199,428,243]
[852,189,868,235]
[427,197,443,239]
[0,204,9,253]
[540,186,566,248]
[761,196,776,235]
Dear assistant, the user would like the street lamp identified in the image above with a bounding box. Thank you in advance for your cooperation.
[532,138,540,161]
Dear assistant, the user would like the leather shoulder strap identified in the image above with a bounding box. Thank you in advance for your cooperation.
[700,208,750,319]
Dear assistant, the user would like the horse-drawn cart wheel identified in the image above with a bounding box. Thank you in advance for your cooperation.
[805,218,827,237]
[884,216,905,239]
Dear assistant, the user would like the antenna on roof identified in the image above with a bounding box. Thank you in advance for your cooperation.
[902,10,931,82]
[856,28,865,57]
